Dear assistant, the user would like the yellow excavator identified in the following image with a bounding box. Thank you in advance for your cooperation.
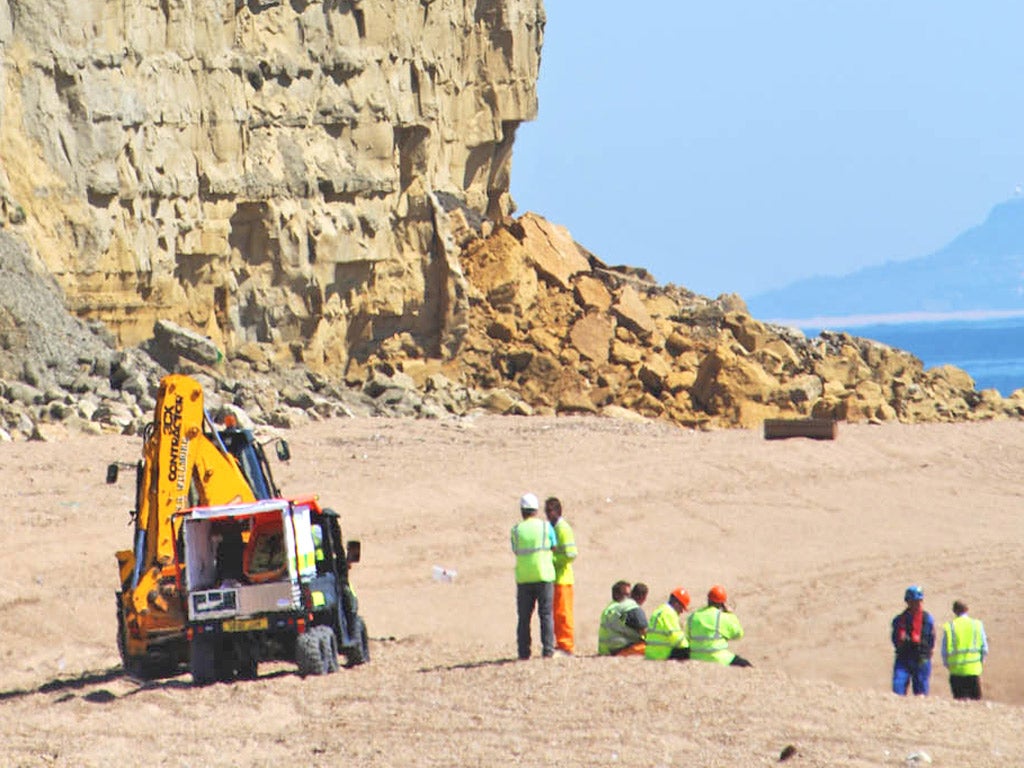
[109,374,290,677]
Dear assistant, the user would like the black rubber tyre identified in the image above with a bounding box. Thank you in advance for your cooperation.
[190,634,217,686]
[296,628,329,676]
[122,656,146,679]
[115,596,143,678]
[358,617,370,664]
[234,635,259,681]
[115,594,126,664]
[116,593,164,679]
[215,644,234,683]
[345,616,369,667]
[321,626,339,673]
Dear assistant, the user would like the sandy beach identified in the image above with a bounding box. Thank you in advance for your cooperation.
[1,414,1022,767]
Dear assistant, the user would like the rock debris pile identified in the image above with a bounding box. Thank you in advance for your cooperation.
[0,214,1020,442]
[355,214,1024,429]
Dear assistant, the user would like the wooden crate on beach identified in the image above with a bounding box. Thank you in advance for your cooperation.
[763,417,837,441]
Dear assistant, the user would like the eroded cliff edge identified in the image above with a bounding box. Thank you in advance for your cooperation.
[0,0,542,363]
[0,1,1019,438]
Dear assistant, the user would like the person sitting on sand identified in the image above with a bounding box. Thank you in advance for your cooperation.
[687,584,751,667]
[645,587,691,661]
[630,582,649,627]
[597,580,647,656]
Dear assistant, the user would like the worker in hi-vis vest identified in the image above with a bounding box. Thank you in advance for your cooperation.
[544,496,578,655]
[645,587,691,660]
[941,599,988,700]
[597,580,647,656]
[686,584,752,667]
[510,493,556,660]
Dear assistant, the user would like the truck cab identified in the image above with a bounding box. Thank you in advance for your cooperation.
[215,416,290,501]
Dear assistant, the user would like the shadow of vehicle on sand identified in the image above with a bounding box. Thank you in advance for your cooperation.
[0,664,296,703]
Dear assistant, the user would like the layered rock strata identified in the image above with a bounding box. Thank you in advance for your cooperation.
[0,213,1020,442]
[0,0,543,364]
[0,1,1018,438]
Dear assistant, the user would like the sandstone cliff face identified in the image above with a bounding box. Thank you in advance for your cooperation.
[0,2,1017,436]
[0,0,543,366]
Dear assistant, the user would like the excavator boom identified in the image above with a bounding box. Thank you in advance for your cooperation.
[114,375,260,676]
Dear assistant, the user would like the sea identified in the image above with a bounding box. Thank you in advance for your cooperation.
[791,315,1024,396]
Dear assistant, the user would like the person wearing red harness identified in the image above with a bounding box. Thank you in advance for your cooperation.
[890,585,935,696]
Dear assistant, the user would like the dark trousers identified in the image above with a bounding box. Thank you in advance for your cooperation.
[949,674,982,700]
[893,658,931,695]
[516,581,554,659]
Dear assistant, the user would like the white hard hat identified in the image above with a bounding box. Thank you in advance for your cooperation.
[519,493,540,511]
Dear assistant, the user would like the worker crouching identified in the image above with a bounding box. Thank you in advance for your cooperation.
[645,587,691,661]
[597,580,647,656]
[686,585,752,667]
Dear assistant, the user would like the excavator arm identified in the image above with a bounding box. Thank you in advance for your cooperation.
[116,375,257,674]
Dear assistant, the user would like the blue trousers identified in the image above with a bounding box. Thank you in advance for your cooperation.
[516,581,554,659]
[893,658,931,695]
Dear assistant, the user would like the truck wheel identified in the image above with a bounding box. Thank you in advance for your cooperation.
[345,616,369,667]
[190,635,217,686]
[296,627,329,676]
[215,642,235,683]
[358,617,370,663]
[321,626,339,673]
[115,594,127,663]
[116,594,162,679]
[116,597,139,677]
[234,635,259,681]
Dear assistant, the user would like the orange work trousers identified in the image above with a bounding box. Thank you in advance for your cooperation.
[553,583,575,654]
[612,642,646,657]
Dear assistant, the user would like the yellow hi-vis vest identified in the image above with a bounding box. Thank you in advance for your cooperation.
[552,517,577,585]
[598,599,643,655]
[510,517,555,584]
[686,605,742,665]
[943,616,984,676]
[645,602,687,660]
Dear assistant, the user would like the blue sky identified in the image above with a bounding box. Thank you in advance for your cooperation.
[510,2,1024,301]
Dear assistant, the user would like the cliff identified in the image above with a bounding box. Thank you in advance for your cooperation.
[0,0,543,363]
[0,1,1019,439]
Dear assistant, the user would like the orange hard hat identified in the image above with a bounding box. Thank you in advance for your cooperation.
[708,584,728,604]
[670,587,690,610]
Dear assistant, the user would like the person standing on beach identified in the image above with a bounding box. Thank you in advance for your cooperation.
[544,496,578,655]
[941,599,988,700]
[686,585,751,667]
[510,493,556,660]
[891,585,935,695]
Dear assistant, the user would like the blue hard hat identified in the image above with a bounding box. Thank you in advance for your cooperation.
[904,585,924,601]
